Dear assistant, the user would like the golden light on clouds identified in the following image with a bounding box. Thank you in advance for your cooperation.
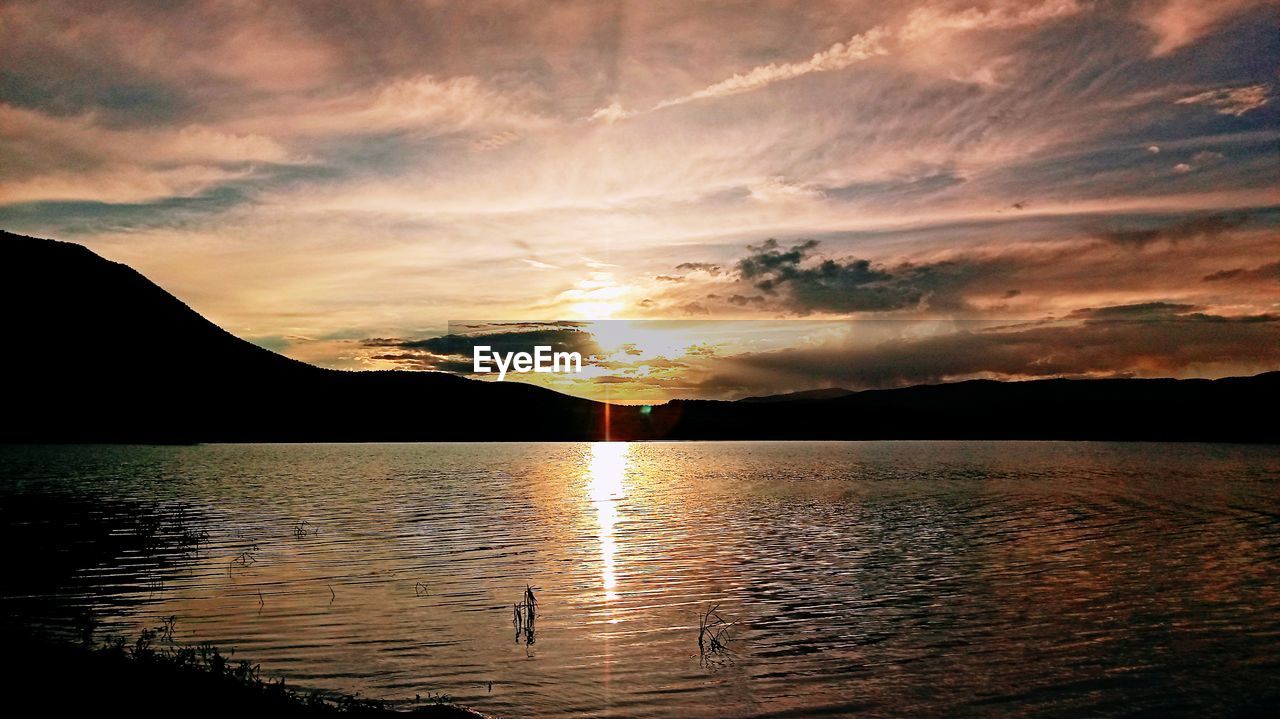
[1,1,1276,396]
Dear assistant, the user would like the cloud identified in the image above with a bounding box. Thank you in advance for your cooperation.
[1202,260,1280,283]
[473,130,522,151]
[0,103,295,203]
[675,263,723,275]
[364,351,476,374]
[588,102,630,123]
[1138,0,1267,56]
[592,1,1086,120]
[649,212,1276,321]
[1066,301,1202,319]
[748,176,826,203]
[361,326,604,373]
[587,25,890,120]
[369,327,602,357]
[1097,213,1250,247]
[900,0,1083,41]
[733,238,988,313]
[238,74,550,138]
[699,307,1280,393]
[1176,84,1272,116]
[2,0,1276,375]
[653,26,891,111]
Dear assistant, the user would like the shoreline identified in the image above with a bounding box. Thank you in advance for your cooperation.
[1,627,492,718]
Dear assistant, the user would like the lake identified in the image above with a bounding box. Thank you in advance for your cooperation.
[2,442,1278,717]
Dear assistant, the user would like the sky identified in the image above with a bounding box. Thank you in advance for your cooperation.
[1,0,1278,400]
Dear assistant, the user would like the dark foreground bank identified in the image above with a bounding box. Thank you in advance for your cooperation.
[1,628,490,718]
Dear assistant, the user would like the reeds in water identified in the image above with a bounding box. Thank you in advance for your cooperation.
[513,584,538,648]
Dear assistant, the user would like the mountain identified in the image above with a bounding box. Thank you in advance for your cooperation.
[0,231,608,442]
[656,373,1279,441]
[2,230,1276,443]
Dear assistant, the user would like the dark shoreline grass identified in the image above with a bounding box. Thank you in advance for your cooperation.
[1,627,491,718]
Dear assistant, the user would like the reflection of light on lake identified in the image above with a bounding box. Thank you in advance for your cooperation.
[586,442,630,601]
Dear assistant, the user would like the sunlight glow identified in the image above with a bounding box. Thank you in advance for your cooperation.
[586,441,630,601]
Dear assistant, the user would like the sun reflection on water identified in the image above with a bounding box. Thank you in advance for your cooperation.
[586,442,630,601]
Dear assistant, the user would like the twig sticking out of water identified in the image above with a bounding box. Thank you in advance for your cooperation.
[415,582,430,597]
[698,604,735,667]
[292,520,318,539]
[513,584,538,649]
[227,543,259,577]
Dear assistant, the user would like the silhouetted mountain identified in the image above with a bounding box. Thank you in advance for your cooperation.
[656,373,1279,442]
[0,231,606,442]
[2,231,1276,443]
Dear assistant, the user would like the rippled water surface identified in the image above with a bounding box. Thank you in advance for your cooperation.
[2,442,1279,717]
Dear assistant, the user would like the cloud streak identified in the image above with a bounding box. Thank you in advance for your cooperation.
[1176,84,1272,116]
[651,26,890,111]
[592,0,1087,120]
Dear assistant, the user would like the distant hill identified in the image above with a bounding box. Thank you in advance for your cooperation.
[2,230,1276,443]
[658,373,1279,442]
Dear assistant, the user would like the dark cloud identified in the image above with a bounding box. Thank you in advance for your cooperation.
[1097,213,1250,247]
[592,375,630,384]
[1067,302,1203,320]
[363,327,604,373]
[733,238,989,313]
[368,352,475,373]
[0,185,255,237]
[382,327,602,357]
[698,307,1280,394]
[449,321,588,331]
[666,211,1276,320]
[1202,260,1280,283]
[674,262,722,275]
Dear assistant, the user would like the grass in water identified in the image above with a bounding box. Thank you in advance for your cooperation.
[512,584,538,651]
